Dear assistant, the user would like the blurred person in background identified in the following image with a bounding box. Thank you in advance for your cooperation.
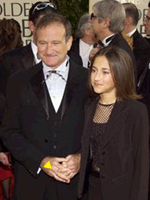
[144,1,150,44]
[123,3,150,86]
[90,0,137,81]
[69,13,97,68]
[0,18,23,200]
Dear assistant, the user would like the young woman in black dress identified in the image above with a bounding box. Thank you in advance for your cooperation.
[78,46,149,200]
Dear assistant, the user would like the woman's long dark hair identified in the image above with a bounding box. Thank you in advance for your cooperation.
[88,46,140,100]
[0,18,23,56]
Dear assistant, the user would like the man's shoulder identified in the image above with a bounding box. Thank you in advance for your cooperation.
[133,30,150,49]
[112,33,131,47]
[1,43,32,60]
[8,62,41,85]
[111,34,135,58]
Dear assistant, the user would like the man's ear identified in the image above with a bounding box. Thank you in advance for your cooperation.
[85,28,92,36]
[67,36,73,51]
[103,18,111,28]
[28,21,35,33]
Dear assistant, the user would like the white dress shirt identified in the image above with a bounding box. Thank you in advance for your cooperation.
[79,39,93,68]
[42,56,69,112]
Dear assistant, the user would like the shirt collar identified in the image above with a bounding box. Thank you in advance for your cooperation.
[102,34,115,47]
[43,56,69,76]
[145,35,150,39]
[127,28,136,37]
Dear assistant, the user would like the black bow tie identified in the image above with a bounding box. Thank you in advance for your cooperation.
[46,70,66,82]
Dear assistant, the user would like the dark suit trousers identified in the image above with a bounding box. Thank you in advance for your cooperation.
[12,169,81,200]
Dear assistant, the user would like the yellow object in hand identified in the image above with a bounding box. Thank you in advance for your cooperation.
[44,161,51,169]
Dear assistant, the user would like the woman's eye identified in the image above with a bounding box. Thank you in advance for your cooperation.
[103,71,109,74]
[91,68,96,73]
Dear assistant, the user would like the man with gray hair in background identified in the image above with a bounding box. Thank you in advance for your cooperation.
[69,13,97,68]
[90,0,137,79]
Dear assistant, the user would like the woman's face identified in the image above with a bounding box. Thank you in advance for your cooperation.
[91,55,116,97]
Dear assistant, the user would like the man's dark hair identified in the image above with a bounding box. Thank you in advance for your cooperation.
[35,13,72,42]
[29,1,57,25]
[123,3,139,26]
[149,2,150,7]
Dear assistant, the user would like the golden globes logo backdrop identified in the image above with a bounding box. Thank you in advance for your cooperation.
[0,0,148,45]
[0,0,38,45]
[89,0,148,35]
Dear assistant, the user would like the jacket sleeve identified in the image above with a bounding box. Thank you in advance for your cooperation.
[130,103,149,200]
[0,75,46,177]
[0,55,9,97]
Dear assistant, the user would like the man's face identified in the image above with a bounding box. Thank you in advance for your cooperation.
[91,12,101,36]
[143,8,150,35]
[90,11,108,41]
[36,23,72,69]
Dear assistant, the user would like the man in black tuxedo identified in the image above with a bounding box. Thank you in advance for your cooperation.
[0,13,88,200]
[144,2,150,44]
[90,0,137,80]
[123,3,150,84]
[0,1,58,97]
[0,1,58,185]
[69,13,97,68]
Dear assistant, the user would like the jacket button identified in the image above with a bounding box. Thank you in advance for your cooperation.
[53,145,57,149]
[44,139,48,143]
[101,162,105,166]
[102,151,105,155]
[101,174,105,178]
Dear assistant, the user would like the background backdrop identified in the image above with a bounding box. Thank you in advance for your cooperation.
[0,0,148,45]
[0,0,39,45]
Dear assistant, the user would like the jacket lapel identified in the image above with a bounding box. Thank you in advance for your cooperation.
[82,98,98,146]
[60,60,83,119]
[100,101,125,149]
[29,63,49,118]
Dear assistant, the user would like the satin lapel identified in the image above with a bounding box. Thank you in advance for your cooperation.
[60,62,81,119]
[100,101,125,149]
[109,34,119,45]
[30,63,49,118]
[21,44,35,69]
[82,99,98,146]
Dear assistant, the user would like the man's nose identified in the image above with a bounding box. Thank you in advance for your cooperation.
[45,44,53,54]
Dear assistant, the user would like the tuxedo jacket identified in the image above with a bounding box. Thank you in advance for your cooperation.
[0,42,83,97]
[132,30,150,81]
[109,33,137,82]
[145,37,150,44]
[78,98,149,200]
[68,38,83,66]
[0,60,88,199]
[0,43,35,96]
